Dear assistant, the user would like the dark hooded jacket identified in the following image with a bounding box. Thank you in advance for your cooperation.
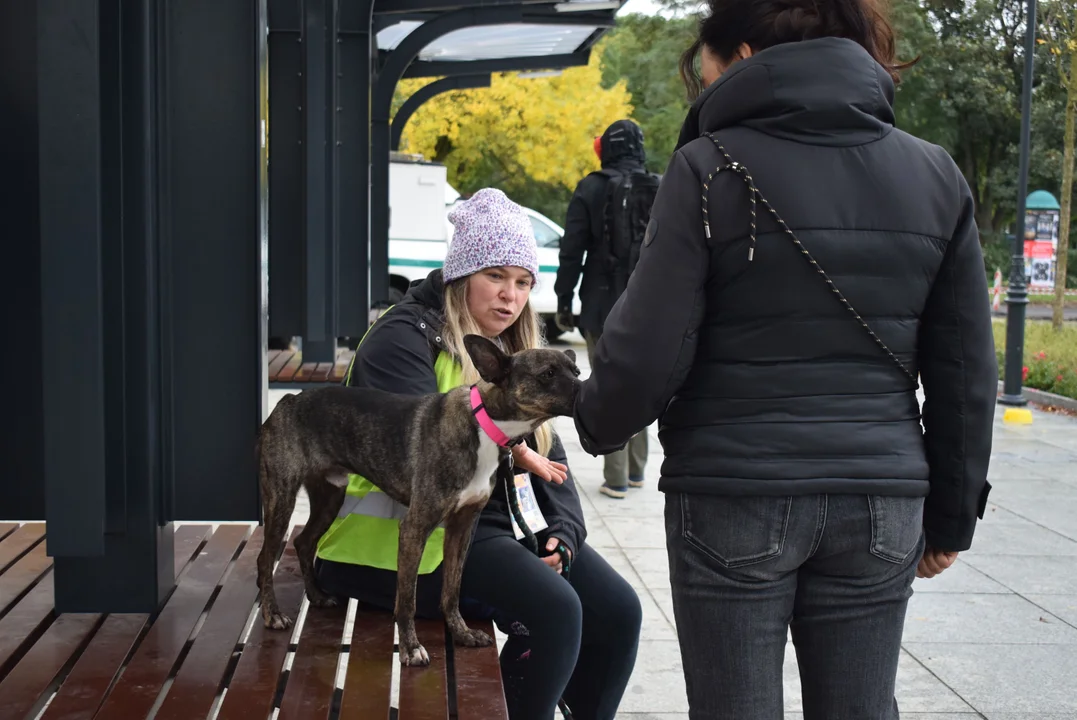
[554,119,648,337]
[573,38,996,553]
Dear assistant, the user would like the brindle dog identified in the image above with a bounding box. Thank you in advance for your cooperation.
[256,334,581,666]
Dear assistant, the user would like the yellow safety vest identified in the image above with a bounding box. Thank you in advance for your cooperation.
[316,329,463,575]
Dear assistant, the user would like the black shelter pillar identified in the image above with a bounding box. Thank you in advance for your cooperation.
[0,0,45,522]
[268,0,374,356]
[37,0,171,611]
[370,6,522,304]
[36,0,267,612]
[391,74,491,151]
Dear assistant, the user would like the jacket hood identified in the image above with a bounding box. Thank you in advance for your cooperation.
[404,269,446,313]
[676,38,895,149]
[600,119,647,169]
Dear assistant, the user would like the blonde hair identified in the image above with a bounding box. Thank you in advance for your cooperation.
[442,275,555,457]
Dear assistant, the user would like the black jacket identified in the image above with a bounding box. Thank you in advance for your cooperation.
[555,120,648,336]
[345,269,588,558]
[574,38,996,553]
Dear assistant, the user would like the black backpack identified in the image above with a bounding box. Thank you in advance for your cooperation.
[597,167,661,295]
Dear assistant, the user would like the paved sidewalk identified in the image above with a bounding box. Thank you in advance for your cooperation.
[272,331,1077,719]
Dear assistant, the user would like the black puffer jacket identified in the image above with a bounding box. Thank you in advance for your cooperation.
[574,38,996,552]
[555,120,648,336]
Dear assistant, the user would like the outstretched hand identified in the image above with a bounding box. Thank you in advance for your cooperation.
[511,444,567,484]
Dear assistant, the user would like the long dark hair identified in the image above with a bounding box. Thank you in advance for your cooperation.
[679,0,916,99]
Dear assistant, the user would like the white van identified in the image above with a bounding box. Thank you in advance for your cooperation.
[387,154,579,340]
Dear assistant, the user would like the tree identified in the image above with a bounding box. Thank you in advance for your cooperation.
[395,49,633,223]
[1041,0,1077,327]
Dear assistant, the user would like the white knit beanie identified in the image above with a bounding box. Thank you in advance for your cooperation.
[443,189,540,284]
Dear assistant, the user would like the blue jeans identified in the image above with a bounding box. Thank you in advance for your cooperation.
[664,492,925,720]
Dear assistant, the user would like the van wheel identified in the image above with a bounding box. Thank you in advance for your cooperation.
[388,286,405,305]
[544,316,564,342]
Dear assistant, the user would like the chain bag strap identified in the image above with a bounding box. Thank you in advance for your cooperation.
[700,132,918,388]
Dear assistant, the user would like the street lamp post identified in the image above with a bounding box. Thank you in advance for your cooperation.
[999,0,1038,407]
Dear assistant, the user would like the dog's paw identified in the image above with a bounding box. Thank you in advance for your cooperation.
[306,590,339,609]
[263,610,294,631]
[452,627,494,648]
[400,643,431,667]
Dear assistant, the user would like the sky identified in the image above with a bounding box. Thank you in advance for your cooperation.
[617,0,665,14]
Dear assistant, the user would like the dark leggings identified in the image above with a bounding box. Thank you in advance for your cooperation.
[460,536,642,720]
[316,536,641,720]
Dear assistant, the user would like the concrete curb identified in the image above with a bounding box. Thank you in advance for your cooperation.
[997,380,1077,413]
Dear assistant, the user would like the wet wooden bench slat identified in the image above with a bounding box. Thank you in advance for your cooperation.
[310,361,334,383]
[268,349,295,381]
[331,354,351,383]
[276,351,304,382]
[154,527,266,720]
[399,618,450,720]
[0,539,52,616]
[339,604,395,719]
[3,523,508,719]
[292,361,319,383]
[0,572,55,680]
[454,620,510,720]
[216,526,305,720]
[277,601,348,719]
[268,350,354,385]
[0,612,101,719]
[0,522,45,574]
[93,524,249,719]
[36,525,210,720]
[0,523,18,543]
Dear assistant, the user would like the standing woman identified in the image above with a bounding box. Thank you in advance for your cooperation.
[573,1,996,718]
[316,188,641,720]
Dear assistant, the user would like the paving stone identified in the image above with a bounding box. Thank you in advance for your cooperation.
[962,515,1077,556]
[903,593,1077,644]
[604,516,668,550]
[617,641,689,714]
[962,554,1077,595]
[1023,595,1077,628]
[911,561,1010,595]
[625,547,672,591]
[904,643,1077,715]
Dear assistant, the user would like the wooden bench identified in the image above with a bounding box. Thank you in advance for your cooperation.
[0,522,509,719]
[269,348,356,388]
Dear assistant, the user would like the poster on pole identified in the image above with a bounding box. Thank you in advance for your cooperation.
[1023,207,1061,293]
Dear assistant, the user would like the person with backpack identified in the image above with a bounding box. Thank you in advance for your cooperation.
[554,119,661,499]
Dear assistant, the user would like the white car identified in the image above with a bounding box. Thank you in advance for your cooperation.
[386,156,580,340]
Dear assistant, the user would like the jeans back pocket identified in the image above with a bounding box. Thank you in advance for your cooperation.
[868,495,925,564]
[681,494,792,569]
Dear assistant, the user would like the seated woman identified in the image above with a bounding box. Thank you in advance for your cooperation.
[314,188,642,720]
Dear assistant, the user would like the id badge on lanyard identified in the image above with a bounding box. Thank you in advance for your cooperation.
[508,472,548,540]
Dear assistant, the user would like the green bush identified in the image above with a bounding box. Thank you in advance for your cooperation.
[992,319,1077,400]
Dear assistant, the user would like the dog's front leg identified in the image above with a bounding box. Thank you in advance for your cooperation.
[440,503,493,649]
[395,502,445,667]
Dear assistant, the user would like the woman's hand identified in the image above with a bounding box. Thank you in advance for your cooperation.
[511,444,567,485]
[917,547,959,578]
[541,537,572,574]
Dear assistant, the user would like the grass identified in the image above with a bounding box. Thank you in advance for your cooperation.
[993,319,1077,400]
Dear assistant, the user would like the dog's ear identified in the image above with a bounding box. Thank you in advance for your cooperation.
[463,334,511,384]
[563,348,576,364]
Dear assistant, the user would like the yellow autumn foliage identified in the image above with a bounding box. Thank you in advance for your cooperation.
[395,47,633,194]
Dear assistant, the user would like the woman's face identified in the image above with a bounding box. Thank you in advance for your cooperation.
[701,42,754,89]
[466,266,534,338]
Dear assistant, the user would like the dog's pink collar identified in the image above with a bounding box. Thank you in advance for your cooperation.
[470,385,519,448]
